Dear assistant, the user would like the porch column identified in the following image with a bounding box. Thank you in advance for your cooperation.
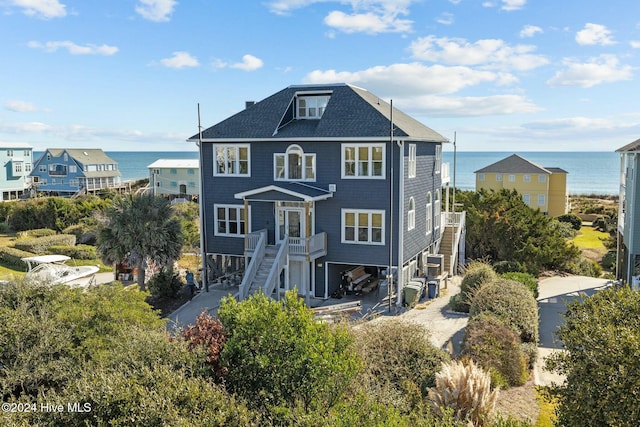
[243,198,249,254]
[305,201,310,261]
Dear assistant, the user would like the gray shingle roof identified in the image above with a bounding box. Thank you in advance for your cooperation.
[616,138,640,152]
[190,84,447,142]
[474,154,567,174]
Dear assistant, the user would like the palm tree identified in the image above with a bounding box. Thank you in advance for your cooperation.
[98,193,183,290]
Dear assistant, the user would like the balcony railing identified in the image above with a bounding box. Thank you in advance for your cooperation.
[245,231,327,260]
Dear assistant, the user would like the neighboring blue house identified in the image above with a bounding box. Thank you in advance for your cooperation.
[0,142,33,200]
[31,148,121,196]
[189,83,464,305]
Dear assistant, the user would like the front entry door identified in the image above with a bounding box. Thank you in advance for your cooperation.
[277,207,305,243]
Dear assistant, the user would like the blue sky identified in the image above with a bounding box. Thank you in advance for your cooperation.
[1,0,639,152]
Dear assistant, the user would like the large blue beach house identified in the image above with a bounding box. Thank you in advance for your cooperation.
[31,148,121,196]
[190,83,462,304]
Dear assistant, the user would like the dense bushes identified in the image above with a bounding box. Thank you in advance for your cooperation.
[556,213,582,230]
[469,278,539,344]
[352,319,450,400]
[16,228,57,238]
[147,268,183,298]
[7,196,109,232]
[546,287,640,426]
[0,246,34,270]
[13,234,76,254]
[500,272,539,298]
[451,261,497,313]
[47,244,96,260]
[462,313,528,387]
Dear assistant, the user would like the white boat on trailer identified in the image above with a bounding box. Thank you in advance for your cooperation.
[22,255,100,286]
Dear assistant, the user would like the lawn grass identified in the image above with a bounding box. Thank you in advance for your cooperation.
[571,225,608,250]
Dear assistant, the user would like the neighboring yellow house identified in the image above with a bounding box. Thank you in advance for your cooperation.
[474,154,568,216]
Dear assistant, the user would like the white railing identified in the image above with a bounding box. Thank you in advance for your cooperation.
[263,236,289,300]
[447,211,466,276]
[444,211,465,227]
[441,162,450,184]
[288,232,327,259]
[245,229,267,255]
[238,230,267,300]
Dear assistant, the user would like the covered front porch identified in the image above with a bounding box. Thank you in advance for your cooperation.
[235,183,332,301]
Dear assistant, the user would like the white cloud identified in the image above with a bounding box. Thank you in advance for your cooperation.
[4,100,39,112]
[409,35,548,71]
[324,10,412,33]
[547,55,633,87]
[399,94,542,117]
[231,54,264,71]
[519,25,542,38]
[448,0,461,4]
[436,12,454,25]
[214,54,264,71]
[481,0,526,10]
[304,62,515,96]
[160,51,200,69]
[267,0,416,34]
[575,23,615,46]
[630,40,640,49]
[521,116,613,131]
[501,0,526,11]
[27,40,118,55]
[9,0,66,19]
[135,0,176,22]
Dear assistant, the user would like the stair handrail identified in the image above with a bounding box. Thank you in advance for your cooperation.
[263,235,289,300]
[238,230,267,300]
[449,211,466,276]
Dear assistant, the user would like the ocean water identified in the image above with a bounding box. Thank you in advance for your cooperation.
[34,150,619,196]
[443,151,619,196]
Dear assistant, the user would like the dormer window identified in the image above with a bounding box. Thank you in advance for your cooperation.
[274,145,315,181]
[297,95,330,119]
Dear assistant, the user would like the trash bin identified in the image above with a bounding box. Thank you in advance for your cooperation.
[404,282,424,307]
[427,280,439,299]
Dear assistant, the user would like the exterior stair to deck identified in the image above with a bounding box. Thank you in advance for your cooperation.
[441,226,456,275]
[245,245,280,297]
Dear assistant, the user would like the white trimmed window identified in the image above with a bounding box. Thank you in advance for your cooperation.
[538,174,546,183]
[478,173,485,182]
[538,194,545,206]
[426,192,433,236]
[408,144,416,178]
[434,191,441,231]
[7,150,13,156]
[407,197,415,230]
[523,194,530,205]
[274,145,315,181]
[215,205,248,237]
[509,174,516,182]
[342,144,385,178]
[342,209,384,245]
[70,165,77,173]
[524,174,531,182]
[435,145,442,174]
[214,145,250,176]
[13,163,22,174]
[297,95,330,119]
[496,174,503,181]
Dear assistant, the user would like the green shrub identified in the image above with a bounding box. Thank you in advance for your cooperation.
[0,201,16,223]
[47,244,97,260]
[556,213,582,230]
[63,221,98,245]
[470,278,539,344]
[13,234,77,254]
[601,250,616,271]
[147,268,182,298]
[500,272,539,298]
[352,318,450,400]
[16,228,57,239]
[448,293,469,313]
[492,260,522,274]
[0,246,34,270]
[565,257,602,277]
[462,312,529,387]
[456,261,498,312]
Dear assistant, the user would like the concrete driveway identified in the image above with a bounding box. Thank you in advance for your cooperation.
[534,275,610,386]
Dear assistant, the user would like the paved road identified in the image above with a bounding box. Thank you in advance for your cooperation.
[534,275,610,386]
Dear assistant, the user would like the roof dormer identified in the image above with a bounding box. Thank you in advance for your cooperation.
[296,92,331,119]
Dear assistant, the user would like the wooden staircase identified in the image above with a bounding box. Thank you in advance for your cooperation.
[245,245,280,297]
[441,225,456,275]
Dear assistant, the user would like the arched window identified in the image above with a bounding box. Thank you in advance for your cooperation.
[274,145,315,181]
[426,192,432,236]
[407,197,415,231]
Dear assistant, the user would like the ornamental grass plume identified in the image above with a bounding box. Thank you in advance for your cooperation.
[429,359,499,427]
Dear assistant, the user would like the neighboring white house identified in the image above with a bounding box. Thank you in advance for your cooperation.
[147,159,199,200]
[0,142,33,200]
